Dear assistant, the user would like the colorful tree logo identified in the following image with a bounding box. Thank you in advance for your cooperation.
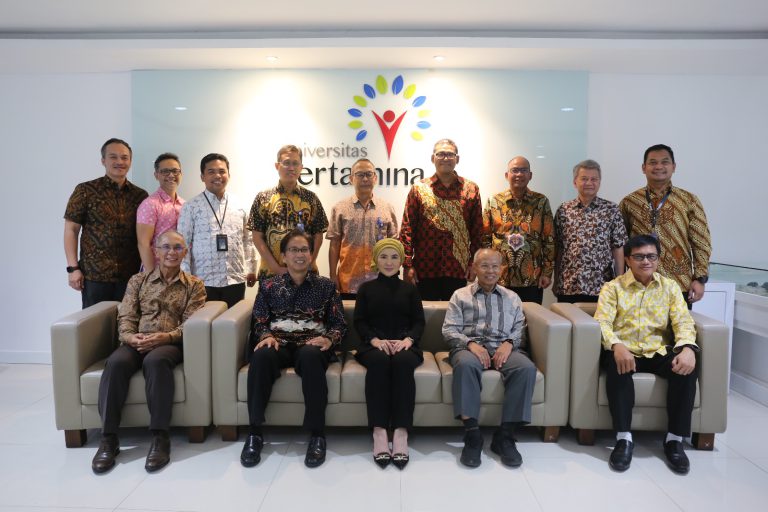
[347,75,431,159]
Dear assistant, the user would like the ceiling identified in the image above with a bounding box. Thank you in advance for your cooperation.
[2,0,767,74]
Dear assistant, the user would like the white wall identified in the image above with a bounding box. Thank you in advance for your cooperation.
[0,73,132,362]
[587,73,768,269]
[1,69,767,363]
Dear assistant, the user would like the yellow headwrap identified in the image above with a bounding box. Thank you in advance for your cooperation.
[371,238,405,272]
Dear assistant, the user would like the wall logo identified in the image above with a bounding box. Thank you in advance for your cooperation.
[346,74,431,159]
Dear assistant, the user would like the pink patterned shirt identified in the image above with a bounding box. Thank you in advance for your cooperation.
[136,188,185,247]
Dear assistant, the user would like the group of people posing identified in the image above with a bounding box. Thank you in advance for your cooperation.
[64,137,711,477]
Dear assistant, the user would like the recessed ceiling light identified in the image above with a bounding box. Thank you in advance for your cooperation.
[174,106,187,111]
[266,56,279,62]
[433,55,446,62]
[560,107,575,112]
[536,155,546,159]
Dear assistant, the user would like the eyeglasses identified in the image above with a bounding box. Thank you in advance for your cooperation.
[279,160,302,169]
[157,244,185,252]
[353,172,375,179]
[158,168,181,176]
[508,167,531,175]
[434,151,457,160]
[629,253,659,262]
[286,246,311,254]
[645,159,673,167]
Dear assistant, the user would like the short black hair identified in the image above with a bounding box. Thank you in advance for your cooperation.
[643,144,675,164]
[101,138,132,158]
[154,152,180,171]
[280,229,314,255]
[624,235,661,258]
[200,153,229,174]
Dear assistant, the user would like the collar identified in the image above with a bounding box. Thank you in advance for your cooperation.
[575,196,600,209]
[505,188,531,202]
[277,182,302,195]
[471,281,501,296]
[155,187,182,204]
[283,270,314,288]
[148,266,185,286]
[619,269,661,289]
[645,183,674,198]
[203,189,228,203]
[353,194,376,207]
[376,271,401,281]
[429,172,462,190]
[100,174,131,190]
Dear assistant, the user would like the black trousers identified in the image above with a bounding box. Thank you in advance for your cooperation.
[98,343,183,435]
[205,283,246,308]
[417,277,467,301]
[247,344,333,431]
[556,294,599,304]
[601,349,698,436]
[356,349,422,429]
[82,280,128,309]
[510,286,543,304]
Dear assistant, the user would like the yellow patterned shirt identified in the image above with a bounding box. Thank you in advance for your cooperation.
[595,270,697,358]
[619,184,711,292]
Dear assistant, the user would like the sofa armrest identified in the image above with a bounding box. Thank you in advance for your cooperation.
[212,299,253,425]
[692,311,729,434]
[50,301,119,430]
[549,302,603,429]
[182,301,227,426]
[524,302,571,426]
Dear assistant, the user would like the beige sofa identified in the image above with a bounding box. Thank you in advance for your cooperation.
[211,299,571,442]
[51,300,227,447]
[549,302,729,450]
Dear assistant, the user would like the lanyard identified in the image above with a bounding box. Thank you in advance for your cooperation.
[203,192,228,231]
[645,188,671,230]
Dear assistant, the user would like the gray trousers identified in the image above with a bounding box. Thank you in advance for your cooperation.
[450,347,537,424]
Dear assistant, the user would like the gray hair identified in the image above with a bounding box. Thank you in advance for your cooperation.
[572,159,601,179]
[433,138,458,154]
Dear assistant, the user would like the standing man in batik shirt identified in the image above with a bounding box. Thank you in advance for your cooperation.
[248,144,329,281]
[64,138,148,308]
[399,138,483,300]
[483,156,554,304]
[177,153,257,308]
[137,152,185,272]
[327,158,398,299]
[620,144,712,305]
[554,159,627,303]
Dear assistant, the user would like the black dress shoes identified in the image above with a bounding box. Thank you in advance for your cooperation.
[305,436,327,468]
[663,440,690,475]
[145,434,171,473]
[460,430,483,468]
[240,434,264,467]
[609,439,633,472]
[490,428,523,467]
[392,452,409,470]
[92,435,120,474]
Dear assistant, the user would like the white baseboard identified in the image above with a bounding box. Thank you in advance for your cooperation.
[731,371,768,407]
[0,351,51,364]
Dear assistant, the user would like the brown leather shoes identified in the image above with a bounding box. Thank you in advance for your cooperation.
[92,435,120,474]
[145,433,171,473]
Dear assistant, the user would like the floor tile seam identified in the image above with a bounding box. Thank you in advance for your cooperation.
[743,457,768,475]
[634,460,686,511]
[112,471,151,511]
[519,466,545,512]
[256,436,293,512]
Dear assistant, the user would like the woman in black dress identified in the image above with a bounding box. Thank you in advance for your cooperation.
[354,238,425,469]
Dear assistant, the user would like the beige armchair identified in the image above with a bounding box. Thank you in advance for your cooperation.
[550,302,729,450]
[211,299,571,442]
[51,300,227,447]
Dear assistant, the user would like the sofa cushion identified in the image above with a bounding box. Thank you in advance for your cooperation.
[80,360,186,405]
[237,360,342,404]
[435,351,545,404]
[597,371,701,407]
[340,352,442,403]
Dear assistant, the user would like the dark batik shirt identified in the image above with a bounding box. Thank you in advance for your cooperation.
[554,196,627,296]
[250,272,346,350]
[64,175,148,282]
[399,174,483,280]
[247,183,329,280]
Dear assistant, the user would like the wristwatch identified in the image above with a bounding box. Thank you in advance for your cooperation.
[66,266,80,273]
[695,275,709,284]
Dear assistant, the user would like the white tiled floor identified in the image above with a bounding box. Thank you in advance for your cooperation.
[2,363,767,512]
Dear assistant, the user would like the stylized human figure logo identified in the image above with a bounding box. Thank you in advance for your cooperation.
[347,75,431,159]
